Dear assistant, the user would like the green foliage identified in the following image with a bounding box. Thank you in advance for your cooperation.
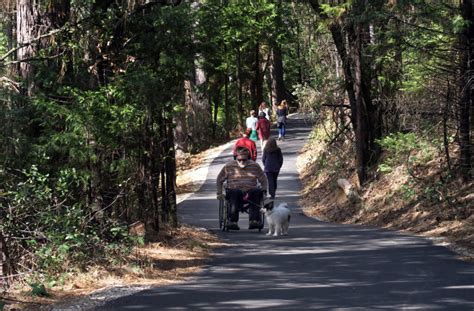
[29,283,49,297]
[320,3,349,18]
[400,180,417,202]
[397,5,455,94]
[377,163,393,173]
[289,5,342,111]
[3,0,224,283]
[378,132,419,157]
[398,175,451,204]
[376,132,437,173]
[195,0,297,130]
[0,25,7,58]
[220,2,278,48]
[1,163,136,275]
[422,180,448,203]
[452,14,469,34]
[1,0,468,285]
[0,0,197,279]
[308,117,336,143]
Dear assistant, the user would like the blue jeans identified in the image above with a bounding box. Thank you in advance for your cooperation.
[278,125,286,138]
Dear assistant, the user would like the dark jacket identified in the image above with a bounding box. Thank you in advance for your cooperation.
[276,108,287,127]
[262,148,283,173]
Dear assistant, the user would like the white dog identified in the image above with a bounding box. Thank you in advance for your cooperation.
[261,202,291,236]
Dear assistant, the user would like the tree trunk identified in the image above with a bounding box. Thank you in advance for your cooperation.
[194,60,211,147]
[329,22,357,129]
[212,84,220,138]
[296,19,304,84]
[352,22,370,184]
[184,79,197,150]
[165,116,178,227]
[236,46,244,130]
[308,0,357,127]
[251,43,264,110]
[16,0,38,96]
[141,113,159,237]
[309,0,380,184]
[360,24,381,163]
[224,71,230,137]
[270,0,286,107]
[158,108,178,228]
[459,0,473,181]
[150,113,161,231]
[269,41,286,107]
[158,110,169,226]
[444,80,452,171]
[3,12,16,158]
[174,108,189,154]
[0,232,8,288]
[184,57,211,150]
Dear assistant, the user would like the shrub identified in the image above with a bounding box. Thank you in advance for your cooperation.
[376,132,436,173]
[0,165,136,278]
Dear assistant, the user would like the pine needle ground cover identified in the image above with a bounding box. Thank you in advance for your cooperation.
[298,125,474,262]
[1,148,226,310]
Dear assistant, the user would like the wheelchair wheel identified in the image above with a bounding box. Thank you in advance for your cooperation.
[219,198,229,232]
[219,199,223,229]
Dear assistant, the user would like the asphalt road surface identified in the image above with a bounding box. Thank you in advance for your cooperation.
[100,115,474,310]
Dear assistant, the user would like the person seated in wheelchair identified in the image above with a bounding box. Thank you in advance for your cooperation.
[216,147,268,230]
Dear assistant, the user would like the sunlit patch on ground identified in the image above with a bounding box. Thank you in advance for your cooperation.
[2,226,228,310]
[297,135,474,263]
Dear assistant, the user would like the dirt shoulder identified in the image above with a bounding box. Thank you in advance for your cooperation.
[176,141,234,202]
[2,145,233,311]
[2,226,226,311]
[296,139,474,262]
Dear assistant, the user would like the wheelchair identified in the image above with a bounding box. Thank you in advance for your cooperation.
[218,188,265,232]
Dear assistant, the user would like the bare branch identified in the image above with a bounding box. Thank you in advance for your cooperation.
[322,104,351,109]
[0,28,63,63]
[0,76,20,93]
[0,51,66,67]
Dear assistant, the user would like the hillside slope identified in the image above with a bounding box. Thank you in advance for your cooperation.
[297,129,473,261]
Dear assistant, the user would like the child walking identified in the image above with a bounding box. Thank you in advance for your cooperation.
[262,138,283,199]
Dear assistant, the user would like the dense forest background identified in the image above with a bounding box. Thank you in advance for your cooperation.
[0,0,472,287]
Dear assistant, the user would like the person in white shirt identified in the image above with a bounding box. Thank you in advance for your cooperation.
[245,110,259,142]
[258,101,271,121]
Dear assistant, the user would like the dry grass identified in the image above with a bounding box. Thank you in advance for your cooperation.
[298,136,474,262]
[2,226,226,310]
[176,143,232,196]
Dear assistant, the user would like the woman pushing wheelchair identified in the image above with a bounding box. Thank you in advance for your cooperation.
[216,147,268,231]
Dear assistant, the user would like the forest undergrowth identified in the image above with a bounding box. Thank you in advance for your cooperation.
[298,118,474,262]
[3,229,222,310]
[1,149,224,311]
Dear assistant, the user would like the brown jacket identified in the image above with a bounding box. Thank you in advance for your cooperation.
[216,160,267,194]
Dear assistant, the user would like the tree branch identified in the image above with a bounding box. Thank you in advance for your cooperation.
[0,28,63,63]
[322,104,351,109]
[0,76,20,93]
[0,52,66,68]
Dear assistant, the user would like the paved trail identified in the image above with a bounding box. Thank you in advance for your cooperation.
[101,115,474,310]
